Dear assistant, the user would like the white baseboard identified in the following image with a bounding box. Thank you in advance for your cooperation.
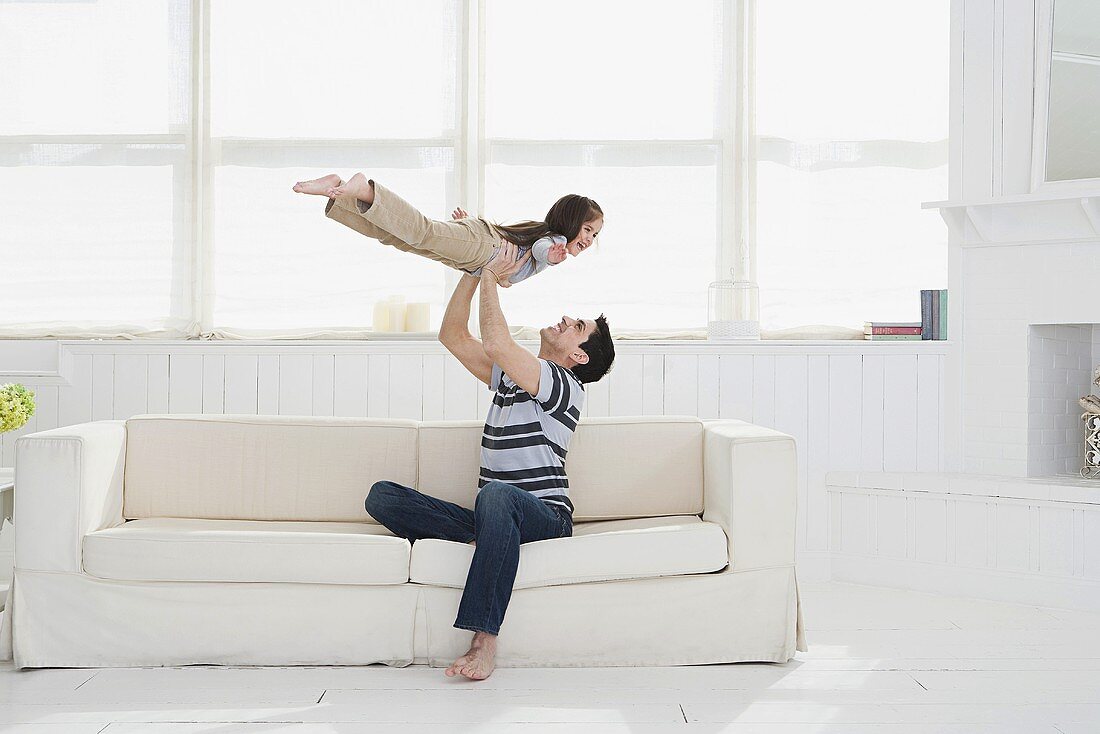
[831,552,1100,612]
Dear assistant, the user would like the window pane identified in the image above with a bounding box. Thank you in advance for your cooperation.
[0,0,190,135]
[212,150,453,331]
[755,161,948,329]
[485,145,717,330]
[485,0,720,140]
[0,146,191,328]
[755,0,950,141]
[754,0,949,330]
[211,0,458,139]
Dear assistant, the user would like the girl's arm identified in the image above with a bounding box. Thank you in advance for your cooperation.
[532,235,567,268]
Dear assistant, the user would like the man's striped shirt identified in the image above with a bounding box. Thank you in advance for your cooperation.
[480,358,585,516]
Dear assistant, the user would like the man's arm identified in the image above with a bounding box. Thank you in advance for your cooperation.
[480,245,541,396]
[438,274,494,386]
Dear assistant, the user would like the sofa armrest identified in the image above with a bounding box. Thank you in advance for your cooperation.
[702,420,798,572]
[14,420,127,573]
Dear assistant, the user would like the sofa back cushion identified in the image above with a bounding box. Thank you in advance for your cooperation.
[418,416,704,521]
[124,415,419,522]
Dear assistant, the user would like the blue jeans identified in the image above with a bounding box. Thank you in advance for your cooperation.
[365,480,573,635]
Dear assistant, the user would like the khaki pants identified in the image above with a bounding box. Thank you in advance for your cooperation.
[324,179,500,272]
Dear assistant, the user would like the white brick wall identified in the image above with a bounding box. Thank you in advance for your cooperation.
[961,242,1100,477]
[1028,324,1096,477]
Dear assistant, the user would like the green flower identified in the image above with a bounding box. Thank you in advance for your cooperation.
[0,383,36,434]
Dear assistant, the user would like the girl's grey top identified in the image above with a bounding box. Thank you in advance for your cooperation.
[467,234,567,285]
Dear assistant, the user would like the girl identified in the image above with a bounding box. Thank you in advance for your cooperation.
[293,173,603,287]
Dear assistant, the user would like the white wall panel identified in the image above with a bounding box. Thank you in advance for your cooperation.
[608,354,643,416]
[828,355,862,472]
[312,354,335,417]
[696,355,720,419]
[224,355,259,415]
[996,503,1031,572]
[257,355,279,415]
[861,354,885,472]
[883,355,919,472]
[91,354,114,420]
[148,354,170,414]
[278,355,313,417]
[201,354,224,415]
[421,355,445,421]
[389,355,423,420]
[719,354,753,421]
[876,495,907,559]
[113,355,148,419]
[333,354,368,418]
[168,354,202,414]
[367,355,390,418]
[663,355,697,416]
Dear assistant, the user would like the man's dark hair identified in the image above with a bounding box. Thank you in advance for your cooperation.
[571,314,614,384]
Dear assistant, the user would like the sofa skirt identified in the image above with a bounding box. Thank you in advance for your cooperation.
[1,565,804,669]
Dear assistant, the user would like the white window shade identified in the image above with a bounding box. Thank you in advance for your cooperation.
[485,0,720,140]
[204,0,461,337]
[0,0,189,136]
[753,0,950,330]
[210,0,457,140]
[0,0,193,338]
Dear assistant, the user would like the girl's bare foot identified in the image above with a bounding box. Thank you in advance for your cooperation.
[292,174,343,197]
[329,172,374,206]
[444,631,497,680]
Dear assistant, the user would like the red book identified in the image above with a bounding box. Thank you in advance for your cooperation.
[865,326,924,335]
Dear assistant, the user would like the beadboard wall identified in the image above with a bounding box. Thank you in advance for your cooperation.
[0,339,950,579]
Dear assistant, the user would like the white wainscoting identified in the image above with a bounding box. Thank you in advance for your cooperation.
[0,339,951,578]
[827,471,1100,611]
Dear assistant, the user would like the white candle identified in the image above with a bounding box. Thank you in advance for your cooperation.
[372,301,390,332]
[405,302,430,332]
[387,296,407,333]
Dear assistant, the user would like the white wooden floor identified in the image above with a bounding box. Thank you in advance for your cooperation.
[1,581,1099,733]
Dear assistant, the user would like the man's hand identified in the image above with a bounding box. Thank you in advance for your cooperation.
[451,207,468,220]
[482,239,533,289]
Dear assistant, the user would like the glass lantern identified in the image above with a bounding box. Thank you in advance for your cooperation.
[708,272,760,340]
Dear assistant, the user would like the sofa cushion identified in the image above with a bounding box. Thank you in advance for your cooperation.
[83,518,411,585]
[408,515,729,590]
[123,415,419,522]
[417,416,705,521]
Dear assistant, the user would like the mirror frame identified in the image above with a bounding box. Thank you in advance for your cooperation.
[1030,0,1100,194]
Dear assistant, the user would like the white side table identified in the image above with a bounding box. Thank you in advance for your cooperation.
[0,468,11,609]
[0,468,11,521]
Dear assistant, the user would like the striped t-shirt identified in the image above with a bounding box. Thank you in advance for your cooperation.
[480,358,585,516]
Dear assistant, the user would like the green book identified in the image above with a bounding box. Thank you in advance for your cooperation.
[938,289,948,340]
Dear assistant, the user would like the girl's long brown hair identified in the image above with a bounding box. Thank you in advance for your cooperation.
[490,194,603,248]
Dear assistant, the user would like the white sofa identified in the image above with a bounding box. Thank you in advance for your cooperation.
[0,413,806,669]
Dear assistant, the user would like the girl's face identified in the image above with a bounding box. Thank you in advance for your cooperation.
[564,217,603,258]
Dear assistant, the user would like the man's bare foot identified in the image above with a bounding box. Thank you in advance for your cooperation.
[292,174,343,197]
[328,172,374,206]
[445,631,497,680]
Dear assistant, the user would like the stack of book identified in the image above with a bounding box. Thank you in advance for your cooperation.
[920,289,948,340]
[865,289,948,341]
[864,322,923,340]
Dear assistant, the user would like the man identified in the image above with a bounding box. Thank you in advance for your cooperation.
[364,241,615,681]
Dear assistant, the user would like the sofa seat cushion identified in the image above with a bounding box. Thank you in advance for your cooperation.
[409,515,729,590]
[83,518,411,585]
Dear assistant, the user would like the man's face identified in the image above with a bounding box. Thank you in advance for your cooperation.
[540,315,596,365]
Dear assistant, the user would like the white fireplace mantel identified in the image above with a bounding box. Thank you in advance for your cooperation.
[923,192,1100,248]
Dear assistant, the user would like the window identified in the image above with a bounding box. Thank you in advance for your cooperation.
[753,0,950,329]
[0,0,948,338]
